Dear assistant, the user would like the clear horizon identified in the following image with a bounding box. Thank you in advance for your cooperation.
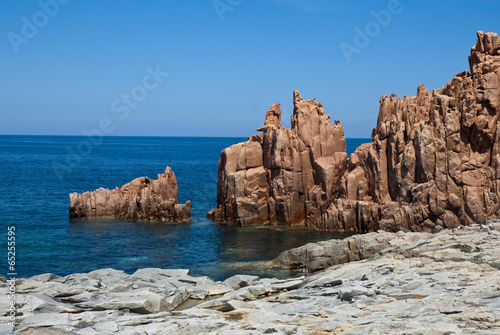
[0,134,372,139]
[1,0,499,138]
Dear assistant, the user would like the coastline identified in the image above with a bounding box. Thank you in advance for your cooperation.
[2,221,500,334]
[0,135,368,281]
[2,0,498,331]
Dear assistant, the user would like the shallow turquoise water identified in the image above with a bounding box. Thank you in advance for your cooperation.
[0,136,370,281]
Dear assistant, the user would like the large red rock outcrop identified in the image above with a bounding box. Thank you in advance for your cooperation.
[210,31,500,232]
[70,167,191,222]
[208,91,348,226]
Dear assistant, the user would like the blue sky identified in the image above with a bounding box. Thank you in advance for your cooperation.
[0,0,499,138]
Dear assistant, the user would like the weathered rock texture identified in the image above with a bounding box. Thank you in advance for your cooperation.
[273,232,391,272]
[210,31,500,232]
[69,167,191,222]
[4,222,500,334]
[208,91,347,226]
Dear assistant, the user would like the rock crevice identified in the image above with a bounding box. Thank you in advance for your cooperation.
[209,31,500,232]
[5,221,500,334]
[208,91,347,226]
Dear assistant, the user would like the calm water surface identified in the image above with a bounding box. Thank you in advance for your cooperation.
[0,136,370,281]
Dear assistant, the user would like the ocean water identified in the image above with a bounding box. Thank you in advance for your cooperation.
[0,136,370,281]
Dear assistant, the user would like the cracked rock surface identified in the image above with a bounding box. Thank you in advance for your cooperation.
[2,221,500,334]
[209,31,500,232]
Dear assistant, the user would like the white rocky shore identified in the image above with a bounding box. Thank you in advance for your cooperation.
[2,221,500,335]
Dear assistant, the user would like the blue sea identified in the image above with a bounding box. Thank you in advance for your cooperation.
[0,136,370,281]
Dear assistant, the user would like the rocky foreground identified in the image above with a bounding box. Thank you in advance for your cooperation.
[2,221,500,334]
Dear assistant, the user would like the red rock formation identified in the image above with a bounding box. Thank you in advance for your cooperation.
[210,31,500,232]
[326,31,500,232]
[208,91,348,226]
[70,167,191,222]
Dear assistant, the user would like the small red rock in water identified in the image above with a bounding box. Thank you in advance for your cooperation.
[69,166,191,222]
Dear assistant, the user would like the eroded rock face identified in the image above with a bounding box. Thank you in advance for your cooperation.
[210,31,500,231]
[208,91,347,226]
[69,167,191,222]
[325,31,500,232]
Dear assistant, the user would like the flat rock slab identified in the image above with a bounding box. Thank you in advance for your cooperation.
[3,222,500,334]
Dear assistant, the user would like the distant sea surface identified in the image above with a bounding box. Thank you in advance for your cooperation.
[0,136,370,281]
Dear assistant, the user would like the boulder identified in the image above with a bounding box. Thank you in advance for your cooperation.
[272,231,392,272]
[69,167,191,222]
